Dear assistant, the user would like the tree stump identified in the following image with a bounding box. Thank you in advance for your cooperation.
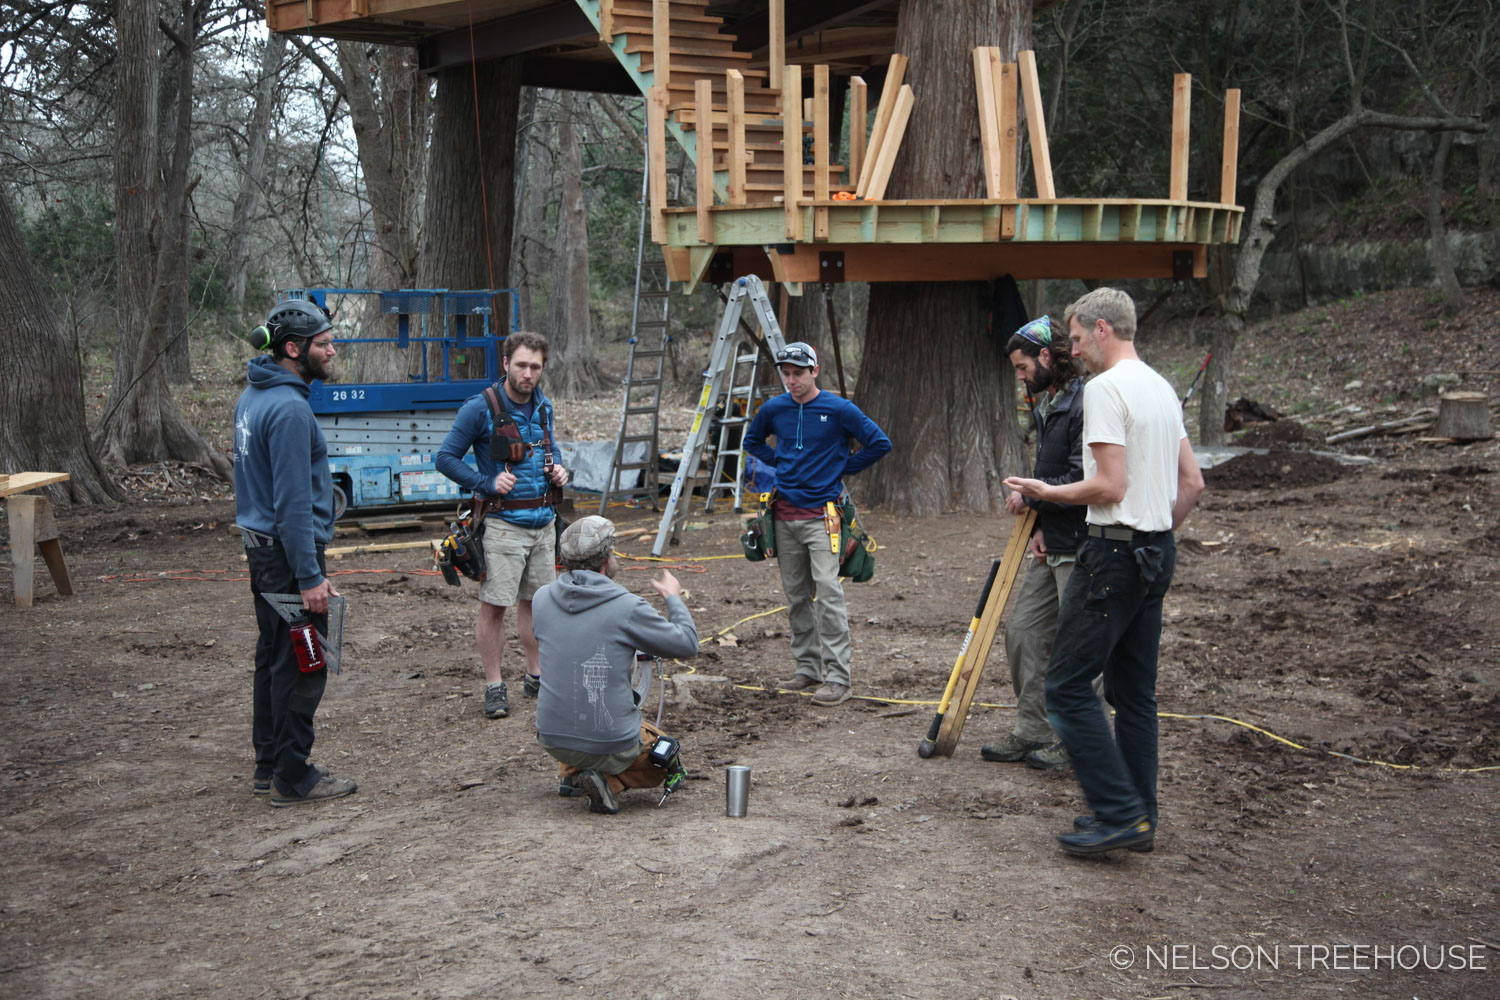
[1433,391,1494,441]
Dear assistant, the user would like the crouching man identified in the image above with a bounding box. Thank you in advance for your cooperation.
[533,516,699,814]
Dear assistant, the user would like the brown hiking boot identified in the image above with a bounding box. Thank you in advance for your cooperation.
[777,673,820,692]
[811,682,852,706]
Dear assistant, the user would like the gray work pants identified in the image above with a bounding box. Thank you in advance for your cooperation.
[776,517,852,687]
[1003,555,1077,744]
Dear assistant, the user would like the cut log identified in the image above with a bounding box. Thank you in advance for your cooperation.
[1433,391,1494,441]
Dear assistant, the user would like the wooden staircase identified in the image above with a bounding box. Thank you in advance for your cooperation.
[580,0,851,210]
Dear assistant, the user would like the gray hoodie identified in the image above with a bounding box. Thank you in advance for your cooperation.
[533,570,699,755]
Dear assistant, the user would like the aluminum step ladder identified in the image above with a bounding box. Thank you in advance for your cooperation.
[601,138,679,513]
[702,334,776,513]
[650,275,787,556]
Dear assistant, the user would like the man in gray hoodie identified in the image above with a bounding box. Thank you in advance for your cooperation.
[533,516,699,814]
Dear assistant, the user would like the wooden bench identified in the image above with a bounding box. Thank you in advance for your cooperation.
[1,472,75,608]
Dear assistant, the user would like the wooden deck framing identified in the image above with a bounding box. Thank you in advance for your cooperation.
[268,2,1245,294]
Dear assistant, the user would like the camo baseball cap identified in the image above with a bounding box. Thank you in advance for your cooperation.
[558,515,616,562]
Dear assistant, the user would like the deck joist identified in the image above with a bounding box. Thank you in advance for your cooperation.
[657,197,1243,291]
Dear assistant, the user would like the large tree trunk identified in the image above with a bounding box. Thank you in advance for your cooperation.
[93,0,230,479]
[545,91,607,396]
[226,31,287,314]
[336,41,431,382]
[0,191,122,504]
[855,0,1030,515]
[158,0,198,385]
[418,59,522,380]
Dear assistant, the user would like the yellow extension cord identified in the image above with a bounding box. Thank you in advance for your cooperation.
[652,598,1499,776]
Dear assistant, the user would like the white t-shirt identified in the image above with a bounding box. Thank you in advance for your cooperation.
[1080,359,1186,532]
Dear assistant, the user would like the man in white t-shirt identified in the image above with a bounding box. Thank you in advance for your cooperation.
[1003,287,1204,857]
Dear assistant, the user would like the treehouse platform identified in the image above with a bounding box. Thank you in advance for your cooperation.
[270,0,1241,292]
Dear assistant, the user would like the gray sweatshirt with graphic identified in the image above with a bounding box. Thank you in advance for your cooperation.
[533,570,699,755]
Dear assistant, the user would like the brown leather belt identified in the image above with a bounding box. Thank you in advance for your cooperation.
[496,486,563,511]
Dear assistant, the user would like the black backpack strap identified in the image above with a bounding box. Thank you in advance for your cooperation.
[483,383,528,464]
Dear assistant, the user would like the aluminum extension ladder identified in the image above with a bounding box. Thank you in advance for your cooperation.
[650,275,787,556]
[601,138,678,513]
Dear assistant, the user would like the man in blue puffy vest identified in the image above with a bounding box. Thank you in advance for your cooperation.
[743,342,891,706]
[436,332,570,720]
[234,298,357,807]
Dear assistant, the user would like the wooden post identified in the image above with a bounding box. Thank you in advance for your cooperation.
[973,47,1002,199]
[1017,50,1055,199]
[848,76,867,186]
[695,78,714,244]
[599,0,613,43]
[864,84,914,201]
[783,64,803,239]
[1170,73,1191,202]
[8,494,74,608]
[856,53,906,197]
[998,61,1018,200]
[768,0,784,93]
[1220,87,1241,205]
[652,0,671,89]
[814,64,830,239]
[648,85,668,243]
[727,69,747,205]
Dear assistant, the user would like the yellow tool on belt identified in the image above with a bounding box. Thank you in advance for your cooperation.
[823,501,841,554]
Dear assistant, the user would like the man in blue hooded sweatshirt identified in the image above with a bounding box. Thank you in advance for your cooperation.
[233,299,356,807]
[743,342,891,706]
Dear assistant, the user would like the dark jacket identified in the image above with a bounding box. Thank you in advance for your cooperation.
[435,386,558,529]
[1025,376,1087,555]
[233,356,335,589]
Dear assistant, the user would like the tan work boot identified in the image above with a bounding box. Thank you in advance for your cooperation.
[811,682,852,706]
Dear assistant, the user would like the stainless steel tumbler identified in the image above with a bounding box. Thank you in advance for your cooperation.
[725,765,751,817]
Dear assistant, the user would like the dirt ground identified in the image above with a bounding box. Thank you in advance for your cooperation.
[3,288,1499,999]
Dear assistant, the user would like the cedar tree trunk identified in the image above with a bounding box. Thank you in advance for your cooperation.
[855,0,1031,515]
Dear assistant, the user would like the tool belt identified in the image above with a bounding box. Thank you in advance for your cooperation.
[496,485,564,511]
[434,496,489,586]
[835,495,876,583]
[740,493,777,561]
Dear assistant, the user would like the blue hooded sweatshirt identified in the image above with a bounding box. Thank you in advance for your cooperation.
[233,356,335,590]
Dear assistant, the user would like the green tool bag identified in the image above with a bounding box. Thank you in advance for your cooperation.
[740,502,777,561]
[837,496,875,583]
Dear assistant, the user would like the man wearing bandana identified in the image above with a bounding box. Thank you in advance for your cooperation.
[981,315,1089,771]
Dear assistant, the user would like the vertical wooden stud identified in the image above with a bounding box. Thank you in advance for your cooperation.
[599,0,613,43]
[864,84,914,201]
[783,64,803,239]
[727,69,747,205]
[695,78,714,244]
[1220,88,1241,205]
[768,0,784,93]
[652,0,671,89]
[973,47,1002,199]
[848,76,867,186]
[814,64,830,239]
[998,61,1018,199]
[1017,50,1055,199]
[8,494,36,608]
[648,85,668,243]
[856,53,906,197]
[1170,73,1191,201]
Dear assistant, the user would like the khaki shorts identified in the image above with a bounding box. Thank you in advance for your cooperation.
[478,518,556,607]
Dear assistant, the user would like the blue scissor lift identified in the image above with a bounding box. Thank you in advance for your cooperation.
[282,287,516,519]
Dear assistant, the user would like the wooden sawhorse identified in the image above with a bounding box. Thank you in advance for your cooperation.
[2,472,75,608]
